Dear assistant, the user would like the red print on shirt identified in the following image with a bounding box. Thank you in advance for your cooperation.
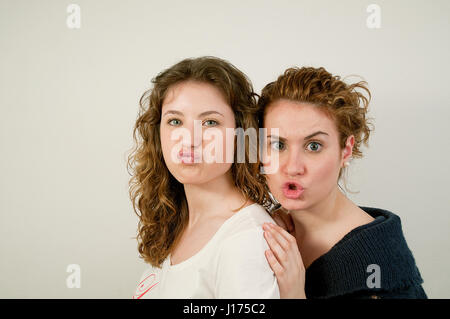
[132,273,159,299]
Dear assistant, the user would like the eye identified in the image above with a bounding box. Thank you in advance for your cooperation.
[306,141,322,152]
[168,119,181,126]
[203,119,218,127]
[270,141,285,151]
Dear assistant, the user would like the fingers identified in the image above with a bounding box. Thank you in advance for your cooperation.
[265,222,297,249]
[263,222,307,299]
[264,223,290,251]
[264,249,284,276]
[263,225,288,264]
[263,222,303,266]
[272,213,288,232]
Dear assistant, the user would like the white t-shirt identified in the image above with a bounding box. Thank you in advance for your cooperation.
[132,203,280,299]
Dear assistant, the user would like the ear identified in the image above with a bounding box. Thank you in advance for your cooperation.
[341,135,354,166]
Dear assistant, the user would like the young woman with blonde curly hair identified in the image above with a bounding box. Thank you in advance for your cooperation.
[128,57,279,299]
[258,66,427,299]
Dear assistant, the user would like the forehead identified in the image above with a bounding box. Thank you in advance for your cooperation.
[264,99,338,138]
[162,81,231,113]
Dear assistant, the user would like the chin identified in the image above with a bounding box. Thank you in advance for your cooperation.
[277,197,309,211]
[172,171,222,186]
[172,174,203,185]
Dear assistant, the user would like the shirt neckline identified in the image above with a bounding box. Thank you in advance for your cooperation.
[166,202,259,271]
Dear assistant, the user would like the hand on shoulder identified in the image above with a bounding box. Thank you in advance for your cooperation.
[262,222,306,299]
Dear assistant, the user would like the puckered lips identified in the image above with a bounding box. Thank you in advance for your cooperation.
[282,181,304,199]
[178,149,201,164]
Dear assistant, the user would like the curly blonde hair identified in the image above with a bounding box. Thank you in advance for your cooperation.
[258,66,374,181]
[127,57,273,267]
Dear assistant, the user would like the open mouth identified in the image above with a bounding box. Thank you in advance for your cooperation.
[282,181,304,199]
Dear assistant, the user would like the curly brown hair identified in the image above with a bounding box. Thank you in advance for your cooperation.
[257,66,374,181]
[127,57,273,267]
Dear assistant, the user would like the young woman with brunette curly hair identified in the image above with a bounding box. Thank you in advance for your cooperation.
[258,66,427,299]
[128,57,279,299]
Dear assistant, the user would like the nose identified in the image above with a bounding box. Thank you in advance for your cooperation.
[282,147,305,177]
[182,119,203,149]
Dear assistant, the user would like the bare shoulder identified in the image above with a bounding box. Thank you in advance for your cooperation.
[351,205,375,227]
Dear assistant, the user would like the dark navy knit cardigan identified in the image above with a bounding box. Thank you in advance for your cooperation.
[304,207,427,299]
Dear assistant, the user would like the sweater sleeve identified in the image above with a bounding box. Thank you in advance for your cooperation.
[214,228,280,299]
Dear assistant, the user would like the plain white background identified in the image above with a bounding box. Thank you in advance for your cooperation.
[1,0,449,298]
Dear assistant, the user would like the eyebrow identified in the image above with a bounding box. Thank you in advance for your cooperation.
[267,131,329,141]
[162,110,224,117]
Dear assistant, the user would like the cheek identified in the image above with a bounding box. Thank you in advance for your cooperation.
[310,155,341,187]
[160,127,183,173]
[160,129,174,161]
[263,152,287,192]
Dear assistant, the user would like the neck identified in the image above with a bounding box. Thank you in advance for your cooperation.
[290,186,349,243]
[183,171,247,227]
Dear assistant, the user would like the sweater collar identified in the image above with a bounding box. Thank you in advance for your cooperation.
[305,207,424,298]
